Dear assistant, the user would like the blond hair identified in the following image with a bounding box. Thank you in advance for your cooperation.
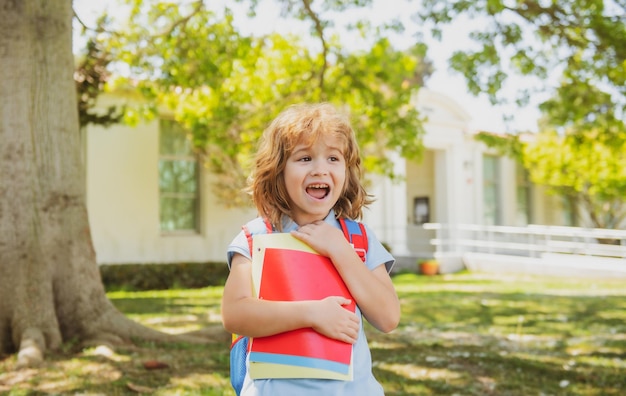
[247,103,373,230]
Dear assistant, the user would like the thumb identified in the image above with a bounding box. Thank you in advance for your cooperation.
[334,296,352,306]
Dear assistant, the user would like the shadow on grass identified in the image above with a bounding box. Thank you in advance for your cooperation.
[2,273,624,395]
[1,337,234,395]
[108,296,217,315]
[370,273,626,395]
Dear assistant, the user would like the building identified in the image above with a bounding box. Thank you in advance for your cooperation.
[85,89,593,272]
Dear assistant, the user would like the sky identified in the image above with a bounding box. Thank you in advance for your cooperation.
[73,0,542,134]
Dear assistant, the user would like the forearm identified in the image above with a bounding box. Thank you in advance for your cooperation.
[223,297,314,338]
[355,282,400,334]
[331,246,400,333]
[222,254,316,337]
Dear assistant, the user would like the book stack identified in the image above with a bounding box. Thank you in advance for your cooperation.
[249,233,355,381]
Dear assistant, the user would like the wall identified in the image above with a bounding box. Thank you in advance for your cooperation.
[405,150,436,256]
[86,116,256,265]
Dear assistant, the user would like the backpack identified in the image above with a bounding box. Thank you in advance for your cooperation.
[229,217,368,395]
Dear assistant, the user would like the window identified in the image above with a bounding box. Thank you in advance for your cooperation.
[483,155,501,225]
[562,195,578,227]
[413,196,430,225]
[158,119,200,233]
[515,166,532,225]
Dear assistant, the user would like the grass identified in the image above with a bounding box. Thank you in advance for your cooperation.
[1,271,625,395]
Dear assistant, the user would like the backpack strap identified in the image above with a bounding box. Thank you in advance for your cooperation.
[339,218,368,262]
[242,218,273,254]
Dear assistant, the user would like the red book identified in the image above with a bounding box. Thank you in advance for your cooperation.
[248,233,355,380]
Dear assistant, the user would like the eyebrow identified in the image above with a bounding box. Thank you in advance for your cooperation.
[290,145,344,157]
[326,146,345,156]
[290,146,311,156]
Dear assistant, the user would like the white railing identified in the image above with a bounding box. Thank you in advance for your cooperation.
[422,223,626,260]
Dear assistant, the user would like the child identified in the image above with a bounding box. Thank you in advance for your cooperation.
[221,103,400,395]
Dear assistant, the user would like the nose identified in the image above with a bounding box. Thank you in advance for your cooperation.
[310,166,328,176]
[310,170,327,176]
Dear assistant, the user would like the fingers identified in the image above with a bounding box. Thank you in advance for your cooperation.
[331,297,360,343]
[341,321,360,344]
[292,224,346,258]
[332,296,352,306]
[311,297,360,344]
[292,221,334,237]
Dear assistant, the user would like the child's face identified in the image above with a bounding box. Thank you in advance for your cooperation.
[283,134,346,226]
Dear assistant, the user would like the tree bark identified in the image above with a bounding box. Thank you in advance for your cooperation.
[0,0,202,368]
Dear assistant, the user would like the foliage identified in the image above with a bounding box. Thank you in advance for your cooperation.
[522,129,626,229]
[2,272,624,395]
[90,0,431,205]
[474,130,525,160]
[417,0,626,136]
[74,17,125,129]
[476,128,626,229]
[429,0,626,228]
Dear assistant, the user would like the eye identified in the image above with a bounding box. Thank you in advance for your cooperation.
[298,156,312,162]
[329,154,343,162]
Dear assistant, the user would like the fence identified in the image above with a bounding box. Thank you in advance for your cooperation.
[422,223,626,260]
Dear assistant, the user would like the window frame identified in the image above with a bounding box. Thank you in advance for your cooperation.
[158,119,201,235]
[515,165,532,226]
[482,155,501,225]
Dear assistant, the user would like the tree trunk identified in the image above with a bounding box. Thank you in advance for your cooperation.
[0,0,199,368]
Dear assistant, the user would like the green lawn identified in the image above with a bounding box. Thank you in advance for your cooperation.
[1,271,624,395]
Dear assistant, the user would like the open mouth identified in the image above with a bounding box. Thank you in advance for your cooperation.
[306,183,330,199]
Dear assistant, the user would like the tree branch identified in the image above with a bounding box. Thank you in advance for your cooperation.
[300,0,328,90]
[159,0,205,38]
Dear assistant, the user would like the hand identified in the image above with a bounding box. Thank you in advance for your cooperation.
[291,221,347,258]
[309,296,360,344]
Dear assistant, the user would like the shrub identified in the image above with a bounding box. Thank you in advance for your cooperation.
[99,262,229,291]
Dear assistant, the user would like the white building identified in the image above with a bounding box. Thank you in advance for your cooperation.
[85,90,592,273]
